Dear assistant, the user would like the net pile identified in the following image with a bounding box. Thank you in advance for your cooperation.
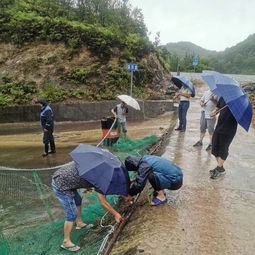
[0,135,158,255]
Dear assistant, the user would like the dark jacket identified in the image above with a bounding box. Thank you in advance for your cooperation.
[125,155,183,196]
[38,99,54,131]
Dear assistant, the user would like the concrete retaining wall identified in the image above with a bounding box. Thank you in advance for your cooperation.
[0,100,174,123]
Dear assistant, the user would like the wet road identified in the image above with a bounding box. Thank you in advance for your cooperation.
[111,85,255,255]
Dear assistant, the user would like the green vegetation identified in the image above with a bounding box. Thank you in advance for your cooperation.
[0,75,37,105]
[38,83,67,103]
[0,0,162,106]
[0,0,151,60]
[161,36,255,74]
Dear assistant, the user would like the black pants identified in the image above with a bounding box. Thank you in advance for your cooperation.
[43,130,54,144]
[212,132,235,160]
[43,130,55,153]
[148,172,161,191]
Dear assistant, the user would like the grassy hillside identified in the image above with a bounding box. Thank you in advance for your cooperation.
[0,0,171,106]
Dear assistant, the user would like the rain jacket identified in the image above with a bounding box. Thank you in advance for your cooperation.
[38,98,54,131]
[125,155,183,196]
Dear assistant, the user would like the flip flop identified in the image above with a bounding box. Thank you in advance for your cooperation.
[60,244,80,252]
[75,223,94,230]
[151,197,167,206]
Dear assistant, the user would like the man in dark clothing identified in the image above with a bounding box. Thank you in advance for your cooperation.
[37,98,56,157]
[52,162,123,252]
[209,97,238,179]
[123,155,183,206]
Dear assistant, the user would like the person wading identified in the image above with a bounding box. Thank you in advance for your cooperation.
[36,98,56,157]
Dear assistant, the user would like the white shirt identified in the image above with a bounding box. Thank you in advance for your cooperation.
[201,90,218,119]
[179,86,192,101]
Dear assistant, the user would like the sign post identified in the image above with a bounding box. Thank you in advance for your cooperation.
[192,56,199,72]
[126,63,138,97]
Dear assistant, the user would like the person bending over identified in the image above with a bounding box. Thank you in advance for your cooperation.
[52,162,123,252]
[123,155,183,206]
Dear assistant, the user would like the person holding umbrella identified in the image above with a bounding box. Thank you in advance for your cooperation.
[123,155,183,206]
[202,71,253,179]
[209,97,237,179]
[52,144,130,252]
[111,95,140,136]
[111,101,129,135]
[172,76,195,132]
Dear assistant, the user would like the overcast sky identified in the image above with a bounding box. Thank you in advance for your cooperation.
[128,0,255,51]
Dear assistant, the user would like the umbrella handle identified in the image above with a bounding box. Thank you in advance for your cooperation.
[216,105,228,114]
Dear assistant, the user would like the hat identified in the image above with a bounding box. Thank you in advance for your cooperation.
[36,98,47,106]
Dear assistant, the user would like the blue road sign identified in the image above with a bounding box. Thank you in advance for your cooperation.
[127,63,138,71]
[192,57,199,66]
[192,56,199,66]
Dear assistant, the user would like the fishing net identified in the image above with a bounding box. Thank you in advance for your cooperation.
[0,135,158,255]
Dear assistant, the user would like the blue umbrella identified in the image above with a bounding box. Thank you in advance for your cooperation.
[201,71,221,96]
[70,144,130,195]
[202,71,253,132]
[171,76,195,97]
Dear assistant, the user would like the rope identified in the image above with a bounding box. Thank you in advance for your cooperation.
[96,194,119,255]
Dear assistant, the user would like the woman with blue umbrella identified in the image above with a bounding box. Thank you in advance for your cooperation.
[209,97,238,179]
[202,71,253,179]
[172,76,195,132]
[52,144,130,252]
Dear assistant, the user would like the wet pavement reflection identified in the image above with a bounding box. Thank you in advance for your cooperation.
[111,84,255,255]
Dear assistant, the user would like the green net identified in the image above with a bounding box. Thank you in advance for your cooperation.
[0,135,158,255]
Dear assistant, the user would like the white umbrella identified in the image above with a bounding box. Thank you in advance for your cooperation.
[117,95,141,110]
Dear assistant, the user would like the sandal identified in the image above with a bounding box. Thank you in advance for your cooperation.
[76,223,94,230]
[60,244,80,252]
[151,197,167,206]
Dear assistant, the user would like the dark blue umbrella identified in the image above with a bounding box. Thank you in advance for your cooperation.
[171,76,195,97]
[70,144,130,195]
[202,71,253,132]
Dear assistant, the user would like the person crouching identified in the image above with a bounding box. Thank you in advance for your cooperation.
[123,155,183,206]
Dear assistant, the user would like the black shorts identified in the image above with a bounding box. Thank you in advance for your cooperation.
[211,132,235,160]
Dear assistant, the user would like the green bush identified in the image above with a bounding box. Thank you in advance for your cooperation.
[0,77,37,105]
[67,68,89,84]
[39,83,67,103]
[0,12,151,61]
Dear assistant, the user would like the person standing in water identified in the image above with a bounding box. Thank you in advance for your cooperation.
[36,98,56,157]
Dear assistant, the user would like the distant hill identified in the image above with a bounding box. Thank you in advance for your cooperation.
[164,41,217,58]
[214,34,255,74]
[163,35,255,74]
